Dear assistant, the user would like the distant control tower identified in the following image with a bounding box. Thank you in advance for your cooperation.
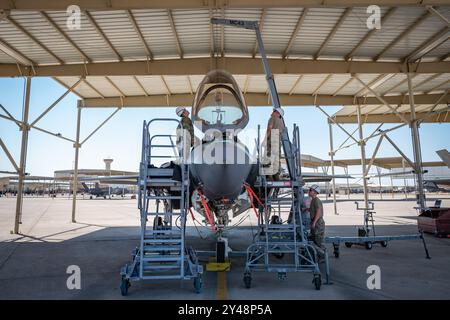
[104,158,113,171]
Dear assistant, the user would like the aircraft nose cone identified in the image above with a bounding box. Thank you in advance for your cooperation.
[190,140,253,200]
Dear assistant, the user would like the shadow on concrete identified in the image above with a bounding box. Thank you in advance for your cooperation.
[0,224,449,300]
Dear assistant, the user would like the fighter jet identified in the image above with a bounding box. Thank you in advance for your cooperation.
[91,69,350,231]
[81,182,131,199]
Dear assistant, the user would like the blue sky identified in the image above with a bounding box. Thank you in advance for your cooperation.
[1,77,449,186]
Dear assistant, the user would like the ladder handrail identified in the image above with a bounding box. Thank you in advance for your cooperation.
[138,117,192,279]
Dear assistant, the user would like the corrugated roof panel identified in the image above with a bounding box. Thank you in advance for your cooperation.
[316,74,352,95]
[290,8,346,57]
[338,74,379,95]
[291,74,326,94]
[373,74,406,94]
[386,11,450,59]
[0,50,17,64]
[89,11,148,61]
[356,7,425,59]
[219,9,262,56]
[247,75,268,93]
[131,9,179,58]
[107,76,145,96]
[260,8,304,57]
[188,75,205,92]
[415,74,450,92]
[56,77,102,98]
[0,13,57,64]
[423,39,450,59]
[171,9,210,56]
[135,76,171,95]
[163,75,189,94]
[233,74,247,90]
[85,77,119,97]
[45,11,120,63]
[7,11,79,64]
[322,7,390,57]
[274,74,302,94]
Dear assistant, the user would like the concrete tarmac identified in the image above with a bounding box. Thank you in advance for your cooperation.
[0,194,449,299]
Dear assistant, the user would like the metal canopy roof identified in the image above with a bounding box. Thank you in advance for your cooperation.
[323,156,446,169]
[0,1,449,123]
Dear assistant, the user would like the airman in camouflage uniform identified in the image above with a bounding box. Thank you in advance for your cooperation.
[308,185,326,253]
[176,107,194,161]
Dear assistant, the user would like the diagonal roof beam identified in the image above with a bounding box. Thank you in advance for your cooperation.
[404,27,450,62]
[355,74,395,97]
[345,7,397,61]
[332,77,353,96]
[440,52,450,61]
[426,6,450,26]
[167,9,183,59]
[311,74,332,95]
[84,11,122,61]
[187,76,194,95]
[314,8,352,60]
[161,76,172,95]
[374,10,432,61]
[209,9,215,57]
[83,79,105,98]
[425,79,450,93]
[132,76,149,96]
[126,10,153,59]
[353,75,410,124]
[40,11,91,63]
[243,75,250,94]
[289,75,303,95]
[105,77,126,97]
[405,73,442,93]
[282,8,308,59]
[221,8,225,57]
[52,77,83,98]
[381,74,418,95]
[6,15,64,64]
[0,38,34,65]
[252,9,267,58]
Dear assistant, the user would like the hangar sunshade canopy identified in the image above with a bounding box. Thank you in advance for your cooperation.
[0,0,449,123]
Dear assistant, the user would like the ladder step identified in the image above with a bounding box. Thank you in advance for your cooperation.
[143,245,181,251]
[147,195,182,200]
[266,224,295,229]
[145,212,182,216]
[145,229,182,235]
[141,275,183,280]
[143,239,182,244]
[143,256,182,262]
[143,264,180,270]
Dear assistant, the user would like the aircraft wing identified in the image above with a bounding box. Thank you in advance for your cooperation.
[436,149,450,169]
[424,178,450,187]
[77,175,139,185]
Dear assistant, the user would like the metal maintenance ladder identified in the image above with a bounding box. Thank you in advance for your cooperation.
[244,124,330,290]
[211,17,329,289]
[120,119,202,296]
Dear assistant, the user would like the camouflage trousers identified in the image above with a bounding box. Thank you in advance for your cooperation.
[311,219,326,251]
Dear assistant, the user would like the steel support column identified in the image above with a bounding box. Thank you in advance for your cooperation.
[376,166,383,199]
[407,72,426,210]
[356,105,369,209]
[345,166,350,199]
[71,102,82,223]
[14,76,32,234]
[328,123,338,215]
